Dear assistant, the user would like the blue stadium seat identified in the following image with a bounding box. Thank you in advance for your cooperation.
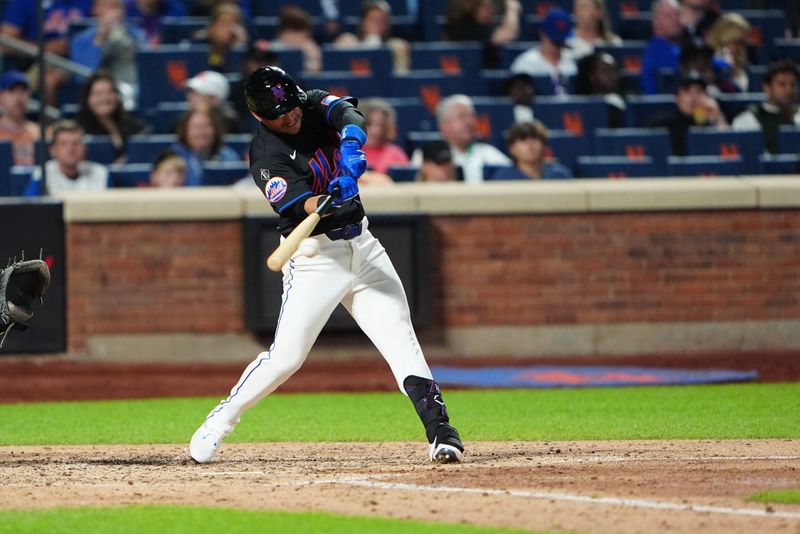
[596,41,647,75]
[410,43,483,74]
[775,38,800,61]
[203,161,249,186]
[548,130,591,174]
[686,128,763,174]
[321,46,394,78]
[126,135,178,164]
[747,65,766,91]
[225,134,252,159]
[298,71,385,98]
[159,17,208,44]
[626,95,676,127]
[0,142,14,196]
[471,97,515,149]
[778,126,800,155]
[84,136,117,166]
[109,164,151,188]
[338,0,411,16]
[146,102,190,134]
[740,10,783,64]
[136,45,243,112]
[387,165,419,183]
[717,93,762,122]
[390,71,489,99]
[534,96,608,137]
[759,154,800,175]
[7,165,32,197]
[593,128,671,167]
[667,155,746,177]
[387,99,437,140]
[618,13,651,40]
[405,131,443,156]
[483,164,514,180]
[251,0,323,17]
[577,155,658,178]
[418,0,449,41]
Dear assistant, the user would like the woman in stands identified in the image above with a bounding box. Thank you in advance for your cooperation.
[75,70,151,163]
[334,0,410,73]
[171,106,241,186]
[442,0,521,68]
[566,0,622,59]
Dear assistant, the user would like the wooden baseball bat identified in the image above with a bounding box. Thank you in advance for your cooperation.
[266,194,334,272]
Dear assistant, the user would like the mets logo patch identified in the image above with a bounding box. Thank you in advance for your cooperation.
[259,168,270,181]
[265,176,288,203]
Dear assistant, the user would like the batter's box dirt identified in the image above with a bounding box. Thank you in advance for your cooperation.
[1,440,799,533]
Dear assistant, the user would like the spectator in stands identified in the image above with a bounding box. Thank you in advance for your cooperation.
[566,0,622,60]
[124,0,187,45]
[171,106,241,186]
[359,98,409,173]
[70,0,147,98]
[705,13,751,93]
[503,73,536,123]
[680,0,720,48]
[75,71,151,163]
[679,44,717,93]
[492,121,572,180]
[732,60,800,154]
[649,71,728,156]
[442,0,521,69]
[23,119,108,196]
[413,94,510,184]
[510,8,576,96]
[1,0,92,105]
[0,71,40,166]
[184,70,242,134]
[334,0,411,73]
[575,52,626,128]
[149,149,188,187]
[416,140,459,182]
[641,0,683,95]
[189,0,250,18]
[274,5,322,73]
[189,2,248,71]
[231,40,277,132]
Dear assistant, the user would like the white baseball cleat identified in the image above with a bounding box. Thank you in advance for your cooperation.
[429,439,464,463]
[189,421,229,463]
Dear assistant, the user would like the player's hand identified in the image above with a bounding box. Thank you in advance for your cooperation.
[328,176,359,207]
[339,125,367,179]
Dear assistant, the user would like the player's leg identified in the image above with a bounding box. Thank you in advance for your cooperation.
[190,248,351,463]
[343,229,464,463]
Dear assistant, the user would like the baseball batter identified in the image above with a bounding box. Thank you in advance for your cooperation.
[189,67,464,464]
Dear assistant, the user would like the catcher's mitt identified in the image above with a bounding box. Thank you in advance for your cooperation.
[0,257,51,348]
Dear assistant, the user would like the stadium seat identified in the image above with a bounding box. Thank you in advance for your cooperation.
[388,99,437,140]
[321,46,394,78]
[625,95,677,127]
[778,126,800,155]
[7,165,32,197]
[741,10,784,64]
[338,0,411,16]
[158,17,208,44]
[126,135,178,164]
[410,43,483,75]
[390,71,489,101]
[483,164,514,180]
[667,155,746,177]
[84,136,117,166]
[717,93,762,122]
[577,155,658,178]
[203,161,249,186]
[686,128,763,174]
[547,130,591,174]
[387,165,419,183]
[534,96,608,137]
[136,45,243,112]
[471,97,516,149]
[225,134,252,159]
[593,128,671,168]
[775,38,800,61]
[251,0,322,17]
[747,65,766,91]
[596,41,647,74]
[298,71,385,98]
[759,154,800,175]
[618,13,652,40]
[418,0,449,42]
[109,163,151,188]
[0,142,14,196]
[146,102,190,134]
[405,131,443,156]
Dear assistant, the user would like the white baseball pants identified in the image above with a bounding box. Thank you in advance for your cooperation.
[205,217,433,432]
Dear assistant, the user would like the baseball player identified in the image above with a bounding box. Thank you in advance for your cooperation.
[189,66,464,464]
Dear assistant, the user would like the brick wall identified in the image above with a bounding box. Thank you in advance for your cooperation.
[67,221,243,351]
[65,210,800,352]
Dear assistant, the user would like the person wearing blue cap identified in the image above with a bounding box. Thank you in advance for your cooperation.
[0,70,40,167]
[509,8,577,95]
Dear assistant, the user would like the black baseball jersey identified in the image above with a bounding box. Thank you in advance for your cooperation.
[249,89,366,237]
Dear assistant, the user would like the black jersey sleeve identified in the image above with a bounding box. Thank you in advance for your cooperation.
[306,89,367,133]
[250,154,312,218]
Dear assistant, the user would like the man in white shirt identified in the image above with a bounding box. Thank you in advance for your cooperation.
[732,59,800,154]
[25,119,108,196]
[412,94,510,183]
[510,8,577,95]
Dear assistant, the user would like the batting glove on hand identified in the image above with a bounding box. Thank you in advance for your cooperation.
[339,124,367,179]
[328,176,359,207]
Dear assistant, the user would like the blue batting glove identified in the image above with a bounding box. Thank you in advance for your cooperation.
[339,125,367,179]
[328,176,359,207]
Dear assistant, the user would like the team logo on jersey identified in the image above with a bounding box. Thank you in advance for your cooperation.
[259,168,270,181]
[265,176,288,203]
[321,94,339,107]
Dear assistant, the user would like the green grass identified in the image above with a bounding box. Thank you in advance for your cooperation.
[0,506,540,534]
[745,490,800,504]
[0,383,798,445]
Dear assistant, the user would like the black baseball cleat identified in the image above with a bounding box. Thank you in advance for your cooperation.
[429,423,464,464]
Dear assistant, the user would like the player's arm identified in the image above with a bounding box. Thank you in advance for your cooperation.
[308,90,368,180]
[250,156,313,220]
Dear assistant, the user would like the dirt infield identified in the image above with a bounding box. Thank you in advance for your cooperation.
[1,440,799,533]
